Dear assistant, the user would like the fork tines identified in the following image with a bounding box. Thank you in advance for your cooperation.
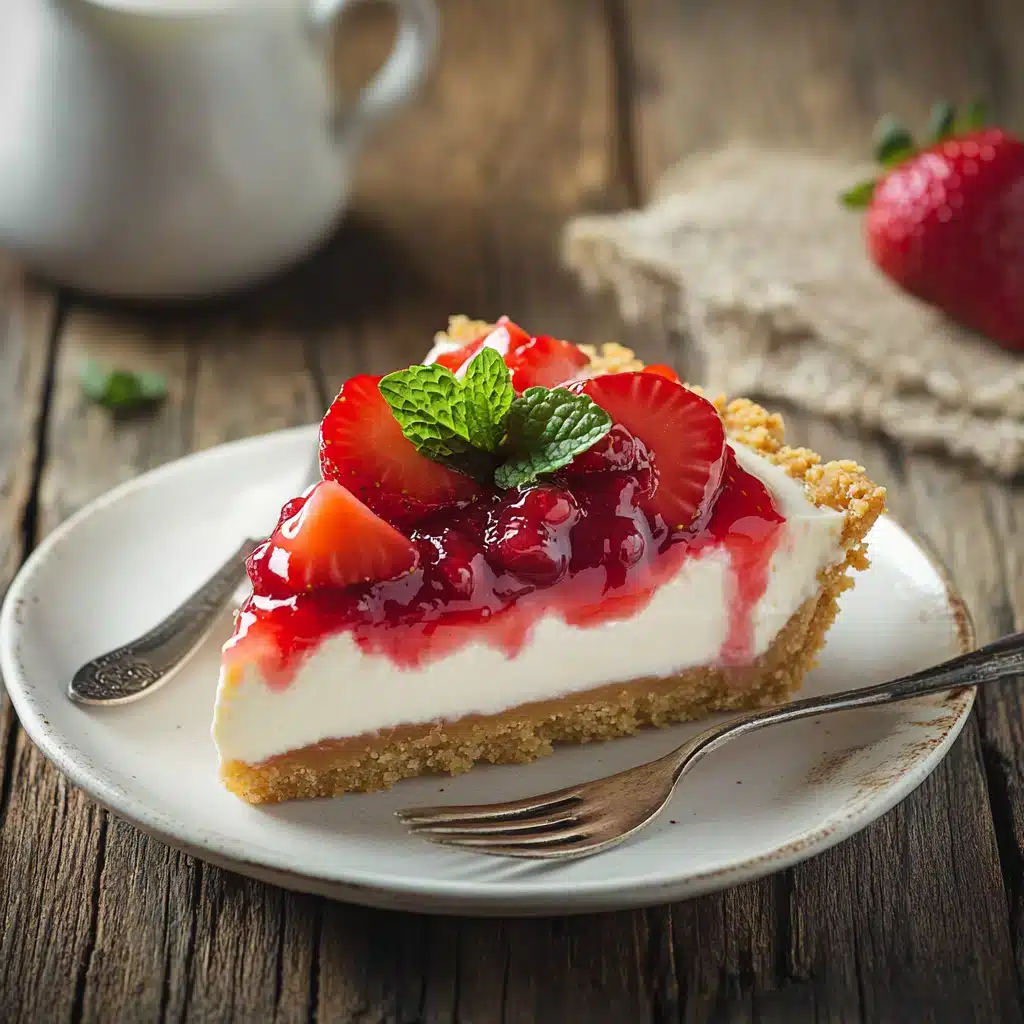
[395,789,595,857]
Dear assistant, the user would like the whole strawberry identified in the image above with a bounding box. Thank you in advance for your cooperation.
[844,102,1024,352]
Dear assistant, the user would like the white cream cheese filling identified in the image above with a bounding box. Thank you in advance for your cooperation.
[213,444,846,765]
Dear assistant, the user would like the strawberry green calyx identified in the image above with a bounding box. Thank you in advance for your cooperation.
[873,114,915,166]
[840,179,876,209]
[840,99,989,209]
[927,101,956,143]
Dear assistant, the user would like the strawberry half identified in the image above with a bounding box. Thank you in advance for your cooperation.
[506,335,589,390]
[578,373,727,531]
[265,480,419,592]
[432,317,531,373]
[643,363,682,384]
[319,374,482,528]
[432,317,588,391]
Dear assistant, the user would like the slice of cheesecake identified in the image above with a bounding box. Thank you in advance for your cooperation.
[213,317,885,804]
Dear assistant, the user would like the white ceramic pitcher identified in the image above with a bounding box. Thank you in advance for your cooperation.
[0,0,438,298]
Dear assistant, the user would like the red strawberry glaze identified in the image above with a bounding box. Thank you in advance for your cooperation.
[224,443,787,689]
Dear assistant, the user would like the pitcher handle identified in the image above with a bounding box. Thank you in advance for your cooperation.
[314,0,439,133]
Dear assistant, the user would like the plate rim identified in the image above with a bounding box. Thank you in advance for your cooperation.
[0,427,977,914]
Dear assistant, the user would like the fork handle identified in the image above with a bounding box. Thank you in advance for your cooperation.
[68,537,260,706]
[669,631,1024,779]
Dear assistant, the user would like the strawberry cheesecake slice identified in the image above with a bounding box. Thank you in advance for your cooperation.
[214,317,885,803]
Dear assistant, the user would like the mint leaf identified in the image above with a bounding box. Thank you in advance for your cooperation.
[462,347,514,452]
[81,360,167,413]
[495,387,612,489]
[378,362,502,482]
[379,364,471,454]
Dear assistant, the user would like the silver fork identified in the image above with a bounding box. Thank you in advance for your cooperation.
[68,450,322,706]
[397,631,1024,860]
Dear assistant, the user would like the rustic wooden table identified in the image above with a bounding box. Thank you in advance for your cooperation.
[2,1,1024,1020]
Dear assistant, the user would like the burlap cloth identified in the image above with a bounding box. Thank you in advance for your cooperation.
[562,146,1024,476]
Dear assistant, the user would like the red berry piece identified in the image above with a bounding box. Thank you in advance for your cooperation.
[432,318,588,391]
[485,485,581,584]
[319,374,483,529]
[260,480,419,594]
[577,373,727,533]
[705,447,784,539]
[432,316,532,373]
[643,364,682,384]
[563,423,650,475]
[605,516,649,570]
[505,335,590,391]
[417,526,484,601]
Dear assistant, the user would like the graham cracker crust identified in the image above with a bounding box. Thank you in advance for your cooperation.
[219,319,886,804]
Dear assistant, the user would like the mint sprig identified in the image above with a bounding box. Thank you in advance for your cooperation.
[378,348,612,489]
[495,387,612,489]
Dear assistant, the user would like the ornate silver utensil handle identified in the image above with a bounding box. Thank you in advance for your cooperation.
[68,537,260,705]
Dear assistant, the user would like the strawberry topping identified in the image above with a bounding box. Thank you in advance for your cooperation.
[432,318,588,391]
[249,480,418,595]
[432,317,531,373]
[643,364,682,384]
[319,374,483,529]
[232,336,789,686]
[505,335,589,390]
[577,373,727,532]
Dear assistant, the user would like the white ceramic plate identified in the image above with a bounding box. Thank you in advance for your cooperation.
[0,426,974,916]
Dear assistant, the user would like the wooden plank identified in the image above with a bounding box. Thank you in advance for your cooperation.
[928,0,1024,990]
[0,267,60,1019]
[0,303,322,1022]
[84,310,320,1024]
[623,0,1024,1019]
[830,0,1024,1010]
[0,265,56,774]
[0,306,196,1024]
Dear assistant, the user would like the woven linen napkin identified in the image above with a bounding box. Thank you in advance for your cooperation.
[562,145,1024,476]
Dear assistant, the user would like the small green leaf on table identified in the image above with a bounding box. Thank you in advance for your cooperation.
[80,360,168,413]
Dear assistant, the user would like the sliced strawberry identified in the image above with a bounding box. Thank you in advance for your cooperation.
[431,316,531,373]
[433,336,485,373]
[643,363,682,384]
[319,374,482,528]
[563,423,651,475]
[430,318,587,390]
[264,480,418,592]
[578,373,727,531]
[506,335,590,390]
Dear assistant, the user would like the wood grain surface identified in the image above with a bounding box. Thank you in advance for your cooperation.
[2,1,1023,1020]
